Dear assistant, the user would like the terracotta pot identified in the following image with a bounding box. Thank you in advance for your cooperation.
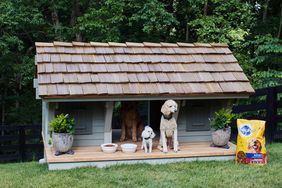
[52,132,74,153]
[211,126,231,146]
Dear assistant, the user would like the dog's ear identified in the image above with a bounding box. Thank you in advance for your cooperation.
[161,102,170,116]
[151,130,156,139]
[141,130,146,138]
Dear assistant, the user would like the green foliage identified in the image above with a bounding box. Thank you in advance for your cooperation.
[0,0,281,125]
[209,109,235,130]
[251,35,282,69]
[77,0,125,42]
[49,113,75,134]
[77,0,177,42]
[189,0,254,46]
[250,35,282,88]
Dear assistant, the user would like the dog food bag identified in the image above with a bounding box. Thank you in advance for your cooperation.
[236,119,267,166]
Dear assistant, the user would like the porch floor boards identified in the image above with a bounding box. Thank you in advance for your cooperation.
[45,141,236,163]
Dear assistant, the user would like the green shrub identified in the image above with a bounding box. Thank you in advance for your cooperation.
[209,109,235,130]
[49,113,75,134]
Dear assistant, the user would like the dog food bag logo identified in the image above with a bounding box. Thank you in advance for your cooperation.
[239,124,252,137]
[236,119,267,166]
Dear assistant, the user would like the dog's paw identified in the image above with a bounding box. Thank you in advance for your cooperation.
[174,148,178,153]
[132,137,137,142]
[163,148,168,153]
[120,137,126,142]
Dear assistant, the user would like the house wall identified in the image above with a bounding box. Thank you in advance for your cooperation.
[55,102,106,146]
[177,99,233,142]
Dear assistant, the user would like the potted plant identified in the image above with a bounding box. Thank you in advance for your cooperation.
[49,113,75,156]
[209,108,235,149]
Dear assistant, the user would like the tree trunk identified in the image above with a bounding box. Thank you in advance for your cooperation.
[263,0,270,23]
[51,7,61,40]
[71,0,82,41]
[203,0,208,16]
[278,2,282,38]
[185,16,189,42]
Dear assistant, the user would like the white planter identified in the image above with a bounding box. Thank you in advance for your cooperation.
[211,126,231,146]
[52,132,74,153]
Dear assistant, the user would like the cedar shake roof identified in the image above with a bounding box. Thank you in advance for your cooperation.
[34,41,254,99]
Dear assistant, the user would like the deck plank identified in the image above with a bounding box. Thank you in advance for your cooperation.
[45,142,236,163]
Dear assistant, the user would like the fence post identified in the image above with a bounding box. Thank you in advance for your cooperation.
[265,87,277,143]
[19,126,26,161]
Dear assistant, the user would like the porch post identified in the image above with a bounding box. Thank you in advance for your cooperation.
[42,101,49,147]
[104,101,114,143]
[42,102,55,147]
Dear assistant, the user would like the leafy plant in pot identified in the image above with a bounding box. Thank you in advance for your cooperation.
[49,113,75,156]
[209,109,235,149]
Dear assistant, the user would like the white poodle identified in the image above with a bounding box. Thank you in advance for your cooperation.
[141,126,156,153]
[158,100,179,153]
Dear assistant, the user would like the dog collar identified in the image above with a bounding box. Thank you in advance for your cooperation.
[163,114,173,120]
[144,136,151,140]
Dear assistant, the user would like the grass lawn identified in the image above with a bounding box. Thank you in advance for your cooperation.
[0,143,281,188]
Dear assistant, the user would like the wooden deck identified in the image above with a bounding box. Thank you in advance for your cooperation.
[45,141,236,164]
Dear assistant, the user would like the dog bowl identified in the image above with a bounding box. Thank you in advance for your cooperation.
[101,143,118,153]
[121,143,137,153]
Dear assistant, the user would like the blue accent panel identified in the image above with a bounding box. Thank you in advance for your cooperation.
[246,153,262,159]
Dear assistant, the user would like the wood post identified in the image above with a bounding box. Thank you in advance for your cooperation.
[104,102,114,143]
[19,126,26,161]
[266,87,277,143]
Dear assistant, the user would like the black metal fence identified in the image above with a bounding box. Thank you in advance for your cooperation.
[0,125,43,162]
[231,85,282,143]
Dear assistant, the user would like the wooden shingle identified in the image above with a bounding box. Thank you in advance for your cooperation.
[221,72,237,81]
[35,41,254,98]
[136,74,149,82]
[91,64,107,73]
[90,74,100,82]
[53,63,67,72]
[67,64,80,72]
[38,85,48,95]
[38,74,51,84]
[36,54,43,63]
[82,84,97,95]
[146,73,158,82]
[47,85,58,95]
[45,63,53,73]
[37,64,45,73]
[127,73,139,82]
[79,64,91,72]
[232,72,249,81]
[50,73,63,83]
[71,55,83,62]
[56,84,69,95]
[69,84,83,95]
[125,42,144,47]
[60,54,71,62]
[63,73,78,83]
[77,73,91,83]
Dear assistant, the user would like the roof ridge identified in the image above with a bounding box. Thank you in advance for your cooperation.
[35,41,229,48]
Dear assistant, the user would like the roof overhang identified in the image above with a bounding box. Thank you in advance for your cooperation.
[42,93,251,102]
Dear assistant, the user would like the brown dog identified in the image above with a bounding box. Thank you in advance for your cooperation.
[120,101,143,142]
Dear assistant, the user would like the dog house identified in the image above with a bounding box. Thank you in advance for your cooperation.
[34,41,254,169]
